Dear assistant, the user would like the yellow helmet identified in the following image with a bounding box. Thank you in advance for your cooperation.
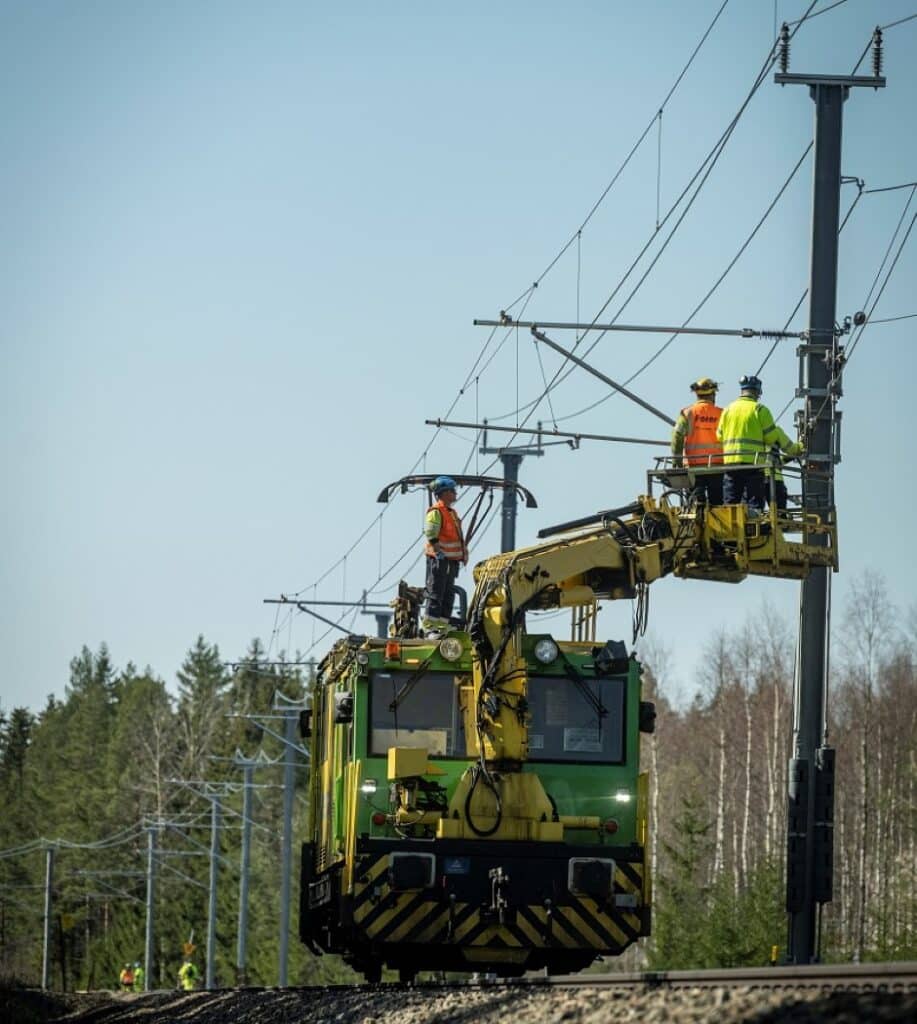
[690,376,718,395]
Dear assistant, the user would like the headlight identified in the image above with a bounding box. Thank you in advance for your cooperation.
[533,638,559,665]
[614,791,631,804]
[356,651,370,665]
[439,637,463,662]
[361,778,378,796]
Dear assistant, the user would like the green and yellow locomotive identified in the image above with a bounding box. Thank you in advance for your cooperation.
[299,490,837,981]
[300,624,652,981]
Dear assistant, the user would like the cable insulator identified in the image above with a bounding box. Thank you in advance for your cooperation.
[872,27,883,78]
[778,22,790,74]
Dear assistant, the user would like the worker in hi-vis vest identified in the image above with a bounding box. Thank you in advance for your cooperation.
[671,376,723,506]
[422,476,467,636]
[178,957,199,991]
[716,374,803,511]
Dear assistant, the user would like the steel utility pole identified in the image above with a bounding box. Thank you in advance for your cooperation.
[775,26,885,965]
[235,757,254,986]
[478,422,547,552]
[143,824,157,991]
[206,795,221,990]
[278,706,297,986]
[41,845,55,990]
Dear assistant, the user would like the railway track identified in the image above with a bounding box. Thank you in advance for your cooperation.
[535,960,917,991]
[8,963,917,1023]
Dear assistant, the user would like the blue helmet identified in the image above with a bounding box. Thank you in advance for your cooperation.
[739,374,762,394]
[431,475,458,495]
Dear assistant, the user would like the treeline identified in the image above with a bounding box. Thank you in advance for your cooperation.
[0,636,358,989]
[1,573,915,988]
[642,571,917,967]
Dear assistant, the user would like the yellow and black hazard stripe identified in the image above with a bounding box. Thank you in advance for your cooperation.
[351,854,647,952]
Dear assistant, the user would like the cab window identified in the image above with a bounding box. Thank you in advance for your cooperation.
[526,674,626,763]
[369,671,466,758]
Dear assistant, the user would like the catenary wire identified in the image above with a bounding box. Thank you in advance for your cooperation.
[487,8,817,429]
[847,212,916,362]
[788,0,848,25]
[756,183,865,377]
[867,312,917,324]
[859,185,916,313]
[551,138,815,424]
[277,2,824,651]
[280,0,734,611]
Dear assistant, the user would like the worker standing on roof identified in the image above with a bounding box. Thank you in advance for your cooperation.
[671,377,723,506]
[717,375,803,512]
[422,476,467,636]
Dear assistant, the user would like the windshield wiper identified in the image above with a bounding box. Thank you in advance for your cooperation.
[388,653,437,713]
[559,654,608,721]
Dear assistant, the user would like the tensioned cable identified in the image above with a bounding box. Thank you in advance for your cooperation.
[275,3,824,656]
[788,0,848,25]
[859,185,916,313]
[867,312,917,324]
[301,491,506,658]
[283,1,895,634]
[772,205,917,423]
[487,10,813,429]
[280,1,733,609]
[882,13,917,31]
[551,138,814,424]
[56,823,147,851]
[863,182,917,195]
[509,0,733,300]
[463,23,821,475]
[0,839,45,860]
[0,823,147,860]
[756,183,865,377]
[761,22,916,418]
[847,211,916,361]
[552,11,892,430]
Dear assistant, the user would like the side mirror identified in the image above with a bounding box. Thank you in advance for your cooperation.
[298,709,312,739]
[299,694,314,738]
[639,701,657,734]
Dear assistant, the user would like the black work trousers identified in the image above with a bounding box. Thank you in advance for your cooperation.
[723,467,766,511]
[692,472,723,507]
[424,555,460,621]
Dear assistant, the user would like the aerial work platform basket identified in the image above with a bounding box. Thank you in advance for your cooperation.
[645,458,838,583]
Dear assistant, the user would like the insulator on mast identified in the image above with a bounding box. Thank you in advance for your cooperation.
[778,22,791,74]
[871,27,883,78]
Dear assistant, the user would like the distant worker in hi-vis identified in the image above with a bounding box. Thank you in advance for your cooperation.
[178,957,199,991]
[671,376,723,506]
[422,476,467,637]
[716,375,803,512]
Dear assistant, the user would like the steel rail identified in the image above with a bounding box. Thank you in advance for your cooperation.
[532,961,917,990]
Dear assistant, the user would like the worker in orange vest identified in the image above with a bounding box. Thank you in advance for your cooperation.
[671,377,724,506]
[422,476,467,636]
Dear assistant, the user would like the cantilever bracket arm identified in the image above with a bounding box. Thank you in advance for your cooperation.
[531,328,675,427]
[376,473,538,508]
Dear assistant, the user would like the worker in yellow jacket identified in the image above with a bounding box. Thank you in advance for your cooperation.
[178,957,199,991]
[716,375,803,511]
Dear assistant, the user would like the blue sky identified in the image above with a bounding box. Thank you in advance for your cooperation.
[3,1,915,712]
